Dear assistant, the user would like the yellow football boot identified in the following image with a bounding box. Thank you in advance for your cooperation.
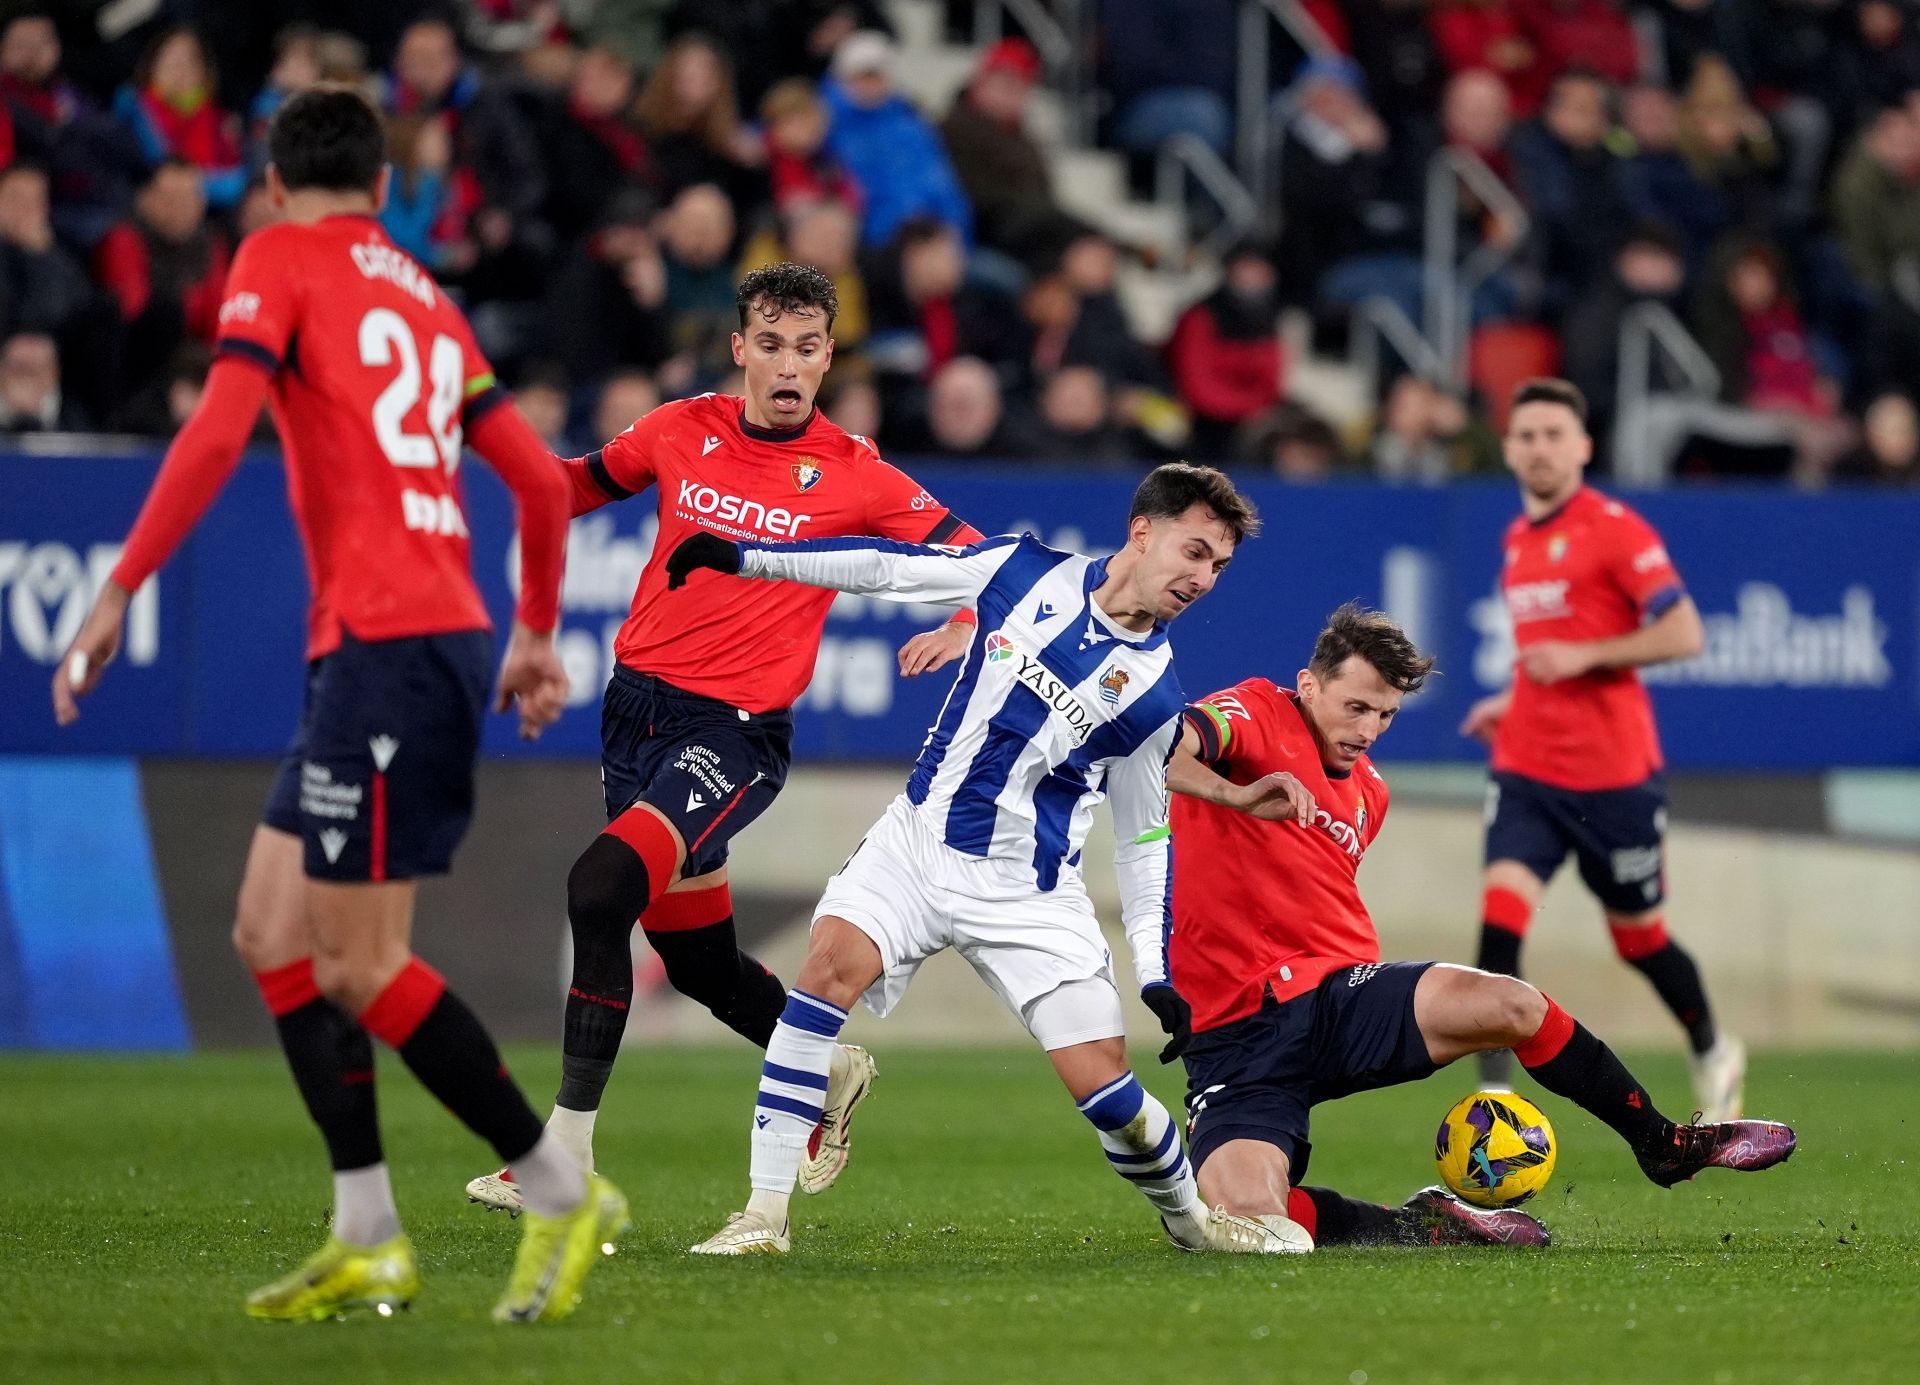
[244,1233,420,1322]
[491,1173,630,1324]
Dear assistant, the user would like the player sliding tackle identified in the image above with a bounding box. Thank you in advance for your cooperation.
[1159,604,1796,1250]
[668,465,1310,1255]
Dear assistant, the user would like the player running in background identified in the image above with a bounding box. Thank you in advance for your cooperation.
[1164,604,1795,1251]
[1461,379,1744,1118]
[668,466,1302,1256]
[465,263,983,1214]
[51,89,624,1323]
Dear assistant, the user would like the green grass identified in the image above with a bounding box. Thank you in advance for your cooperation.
[6,1045,1913,1384]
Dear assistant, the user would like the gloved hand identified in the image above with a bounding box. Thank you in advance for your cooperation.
[665,532,743,589]
[1140,983,1193,1064]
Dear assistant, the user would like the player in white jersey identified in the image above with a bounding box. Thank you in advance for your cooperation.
[662,465,1311,1257]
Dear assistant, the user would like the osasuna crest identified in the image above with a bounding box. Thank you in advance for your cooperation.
[1098,665,1129,705]
[1548,534,1569,563]
[792,459,824,492]
[1354,800,1367,837]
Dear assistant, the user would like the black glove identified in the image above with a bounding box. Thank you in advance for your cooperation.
[665,532,742,589]
[1140,983,1192,1064]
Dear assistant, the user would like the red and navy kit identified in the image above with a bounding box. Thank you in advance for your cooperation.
[566,394,980,877]
[1486,486,1685,910]
[1172,679,1435,1177]
[1493,486,1683,793]
[110,214,569,882]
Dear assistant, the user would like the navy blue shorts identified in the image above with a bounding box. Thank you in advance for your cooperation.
[263,629,492,882]
[599,666,793,879]
[1484,770,1667,914]
[1182,961,1438,1182]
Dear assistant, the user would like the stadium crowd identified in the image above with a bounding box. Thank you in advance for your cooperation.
[2,0,1918,488]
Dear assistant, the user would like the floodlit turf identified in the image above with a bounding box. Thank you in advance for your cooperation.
[7,1045,1914,1384]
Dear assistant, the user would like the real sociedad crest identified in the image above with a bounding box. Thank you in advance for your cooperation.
[1099,665,1129,705]
[792,459,824,492]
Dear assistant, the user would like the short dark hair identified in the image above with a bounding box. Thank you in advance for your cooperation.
[1128,463,1261,546]
[736,261,838,333]
[1510,377,1588,426]
[268,85,386,193]
[1308,602,1435,694]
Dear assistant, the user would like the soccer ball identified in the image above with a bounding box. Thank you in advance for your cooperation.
[1434,1091,1557,1208]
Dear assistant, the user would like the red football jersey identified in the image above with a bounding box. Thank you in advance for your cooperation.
[1171,679,1391,1033]
[568,394,971,712]
[1493,486,1685,791]
[198,216,502,659]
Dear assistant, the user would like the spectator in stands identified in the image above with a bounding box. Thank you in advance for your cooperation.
[113,28,245,210]
[1054,226,1159,387]
[1168,241,1284,461]
[1696,238,1833,419]
[0,331,88,431]
[385,16,546,276]
[739,197,870,350]
[1673,56,1780,241]
[512,367,572,449]
[1844,1,1920,115]
[1241,399,1347,480]
[541,45,653,246]
[94,159,227,400]
[1511,68,1630,305]
[245,26,323,173]
[940,38,1070,270]
[659,182,741,393]
[1511,0,1638,99]
[105,340,229,439]
[762,78,860,217]
[820,368,882,438]
[1430,0,1545,114]
[1366,373,1497,482]
[463,0,570,58]
[1562,220,1690,445]
[0,164,97,341]
[822,30,972,249]
[634,33,766,212]
[1343,0,1450,143]
[381,114,452,265]
[1098,0,1235,160]
[1830,101,1920,294]
[1832,390,1920,484]
[1029,364,1142,463]
[1616,81,1728,278]
[538,190,671,387]
[1274,55,1401,307]
[913,355,1034,458]
[592,368,662,444]
[867,216,1023,390]
[672,0,893,115]
[1,12,147,247]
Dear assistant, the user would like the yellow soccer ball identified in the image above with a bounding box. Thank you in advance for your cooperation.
[1434,1091,1557,1208]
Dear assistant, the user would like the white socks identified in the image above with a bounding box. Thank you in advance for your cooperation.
[745,990,847,1224]
[547,1104,598,1172]
[510,1128,590,1218]
[332,1164,402,1247]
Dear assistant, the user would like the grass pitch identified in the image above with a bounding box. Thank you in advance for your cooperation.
[7,1045,1914,1385]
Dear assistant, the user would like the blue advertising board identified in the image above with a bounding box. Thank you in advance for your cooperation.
[4,450,1917,768]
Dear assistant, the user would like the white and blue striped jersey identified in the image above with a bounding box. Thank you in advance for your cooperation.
[735,532,1184,988]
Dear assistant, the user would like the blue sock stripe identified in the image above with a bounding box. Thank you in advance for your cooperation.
[760,1060,830,1092]
[755,1090,825,1124]
[779,991,848,1037]
[1120,1155,1190,1185]
[1079,1075,1146,1131]
[1075,1073,1135,1112]
[1102,1122,1180,1168]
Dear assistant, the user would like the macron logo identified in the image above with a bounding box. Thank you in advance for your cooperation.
[686,790,707,813]
[703,435,723,455]
[318,828,348,865]
[369,735,400,771]
[755,1113,770,1129]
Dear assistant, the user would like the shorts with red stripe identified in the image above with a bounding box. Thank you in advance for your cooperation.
[263,629,491,882]
[600,665,792,878]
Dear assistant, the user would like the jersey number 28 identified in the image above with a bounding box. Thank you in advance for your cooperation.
[359,307,463,472]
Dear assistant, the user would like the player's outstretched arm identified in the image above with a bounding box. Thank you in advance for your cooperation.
[1165,721,1315,825]
[895,521,986,677]
[667,531,1018,607]
[53,358,272,724]
[466,401,573,738]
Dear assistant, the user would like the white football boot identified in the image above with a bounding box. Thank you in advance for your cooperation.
[797,1044,877,1195]
[466,1167,523,1216]
[689,1208,791,1255]
[1181,1206,1313,1254]
[1689,1034,1747,1123]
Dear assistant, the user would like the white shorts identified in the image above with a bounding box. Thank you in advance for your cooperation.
[814,795,1126,1050]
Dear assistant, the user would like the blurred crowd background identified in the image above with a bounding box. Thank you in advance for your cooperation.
[4,0,1920,489]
